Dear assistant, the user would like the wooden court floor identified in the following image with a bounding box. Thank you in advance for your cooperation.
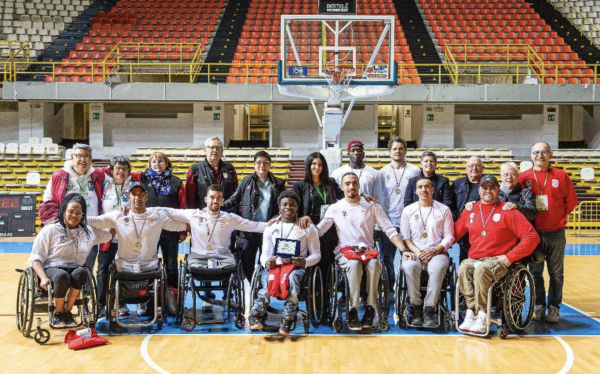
[1,237,600,374]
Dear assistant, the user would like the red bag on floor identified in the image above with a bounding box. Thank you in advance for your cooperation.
[64,327,108,350]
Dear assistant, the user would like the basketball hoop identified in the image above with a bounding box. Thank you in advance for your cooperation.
[323,66,355,100]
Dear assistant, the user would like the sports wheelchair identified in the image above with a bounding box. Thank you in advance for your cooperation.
[175,252,245,331]
[105,260,166,331]
[15,266,97,344]
[455,261,535,338]
[328,258,391,332]
[248,263,324,334]
[394,257,457,331]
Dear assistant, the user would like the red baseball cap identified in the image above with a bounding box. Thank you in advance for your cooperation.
[347,140,364,151]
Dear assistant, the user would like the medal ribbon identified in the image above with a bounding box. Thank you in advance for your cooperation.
[532,168,550,195]
[478,202,498,234]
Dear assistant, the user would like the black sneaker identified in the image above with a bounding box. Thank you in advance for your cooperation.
[63,311,78,327]
[348,308,362,331]
[361,305,376,328]
[423,306,437,328]
[52,312,66,328]
[279,319,293,336]
[411,304,423,327]
[249,312,264,331]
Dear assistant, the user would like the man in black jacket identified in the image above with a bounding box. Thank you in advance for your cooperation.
[450,156,484,262]
[186,137,238,210]
[404,151,453,208]
[221,151,286,280]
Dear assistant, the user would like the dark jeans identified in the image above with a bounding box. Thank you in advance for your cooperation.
[529,229,566,309]
[45,266,87,298]
[158,230,180,288]
[242,234,263,282]
[97,242,118,306]
[377,227,400,290]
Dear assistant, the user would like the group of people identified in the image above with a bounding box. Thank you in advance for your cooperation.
[29,136,577,335]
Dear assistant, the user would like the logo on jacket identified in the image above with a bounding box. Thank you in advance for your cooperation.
[552,179,559,188]
[342,211,348,218]
[361,209,368,217]
[469,213,475,224]
[493,213,501,222]
[526,179,532,187]
[385,174,391,181]
[124,218,130,226]
[198,217,205,225]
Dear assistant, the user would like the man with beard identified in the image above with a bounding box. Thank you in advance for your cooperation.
[331,140,381,201]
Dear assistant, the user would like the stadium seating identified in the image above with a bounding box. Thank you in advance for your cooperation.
[0,0,92,59]
[226,0,419,84]
[421,0,596,84]
[550,0,600,45]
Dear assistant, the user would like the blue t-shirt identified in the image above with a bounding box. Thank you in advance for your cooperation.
[254,178,271,222]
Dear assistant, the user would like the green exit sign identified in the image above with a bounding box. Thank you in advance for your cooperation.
[92,112,100,120]
[213,113,221,121]
[427,114,434,121]
[548,114,555,122]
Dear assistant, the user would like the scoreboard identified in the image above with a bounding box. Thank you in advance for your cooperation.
[0,195,36,237]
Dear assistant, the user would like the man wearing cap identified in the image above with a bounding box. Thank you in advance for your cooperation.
[86,182,188,274]
[454,175,539,334]
[331,140,381,201]
[518,141,578,323]
[186,137,238,210]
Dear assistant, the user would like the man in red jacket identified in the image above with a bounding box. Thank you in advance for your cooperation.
[455,175,539,334]
[518,141,578,323]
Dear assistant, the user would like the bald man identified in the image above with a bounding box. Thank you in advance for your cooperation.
[518,141,577,323]
[451,156,484,262]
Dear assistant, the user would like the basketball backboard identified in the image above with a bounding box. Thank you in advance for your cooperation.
[278,15,397,86]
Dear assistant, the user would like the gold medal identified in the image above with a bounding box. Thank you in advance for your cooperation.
[481,231,487,237]
[206,245,212,251]
[395,188,401,194]
[422,232,428,238]
[135,241,142,249]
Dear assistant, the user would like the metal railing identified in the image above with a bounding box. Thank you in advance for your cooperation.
[0,41,30,81]
[572,201,600,236]
[551,0,600,49]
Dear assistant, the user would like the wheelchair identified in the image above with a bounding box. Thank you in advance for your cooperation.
[328,257,390,332]
[455,261,535,339]
[175,252,246,331]
[248,263,324,334]
[15,266,97,345]
[105,260,166,331]
[394,257,457,331]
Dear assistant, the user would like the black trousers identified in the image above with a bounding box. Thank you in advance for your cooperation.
[158,230,180,288]
[45,266,87,298]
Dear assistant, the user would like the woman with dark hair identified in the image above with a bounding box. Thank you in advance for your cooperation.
[132,152,186,298]
[293,152,343,310]
[28,193,112,327]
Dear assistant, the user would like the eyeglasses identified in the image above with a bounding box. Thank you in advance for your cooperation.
[72,154,91,161]
[66,210,83,216]
[531,150,551,156]
[254,161,271,166]
[206,146,222,151]
[114,166,129,172]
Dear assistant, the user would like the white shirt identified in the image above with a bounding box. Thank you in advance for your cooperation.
[43,161,100,217]
[28,223,112,268]
[331,164,381,201]
[379,162,421,227]
[161,208,266,259]
[317,198,399,252]
[87,210,187,272]
[101,175,134,243]
[400,200,455,252]
[261,222,321,268]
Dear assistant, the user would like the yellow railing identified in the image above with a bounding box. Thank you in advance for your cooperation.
[572,201,600,236]
[0,41,30,81]
[552,0,600,49]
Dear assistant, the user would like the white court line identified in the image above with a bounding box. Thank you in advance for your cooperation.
[140,335,171,374]
[562,301,600,323]
[554,336,575,374]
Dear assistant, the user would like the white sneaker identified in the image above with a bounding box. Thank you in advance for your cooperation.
[202,302,213,312]
[470,311,488,334]
[458,309,476,332]
[119,306,130,316]
[136,302,147,316]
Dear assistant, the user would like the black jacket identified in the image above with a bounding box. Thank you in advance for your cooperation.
[293,178,343,224]
[221,172,286,240]
[141,173,183,209]
[500,184,537,222]
[450,176,479,220]
[188,159,237,210]
[404,170,452,208]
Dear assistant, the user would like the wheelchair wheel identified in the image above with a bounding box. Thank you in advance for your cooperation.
[503,264,535,333]
[377,265,390,325]
[395,266,409,328]
[232,273,245,329]
[16,269,35,337]
[176,261,187,323]
[82,267,98,327]
[34,328,50,345]
[307,266,324,328]
[327,263,341,324]
[248,265,262,312]
[106,265,117,332]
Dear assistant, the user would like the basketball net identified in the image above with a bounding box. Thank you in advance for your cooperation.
[323,66,355,101]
